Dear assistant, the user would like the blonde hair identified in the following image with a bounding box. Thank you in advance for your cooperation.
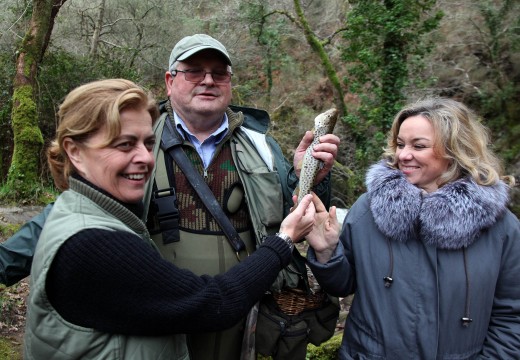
[47,79,158,191]
[383,97,514,187]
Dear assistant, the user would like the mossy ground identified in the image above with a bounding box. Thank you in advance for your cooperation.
[0,208,33,360]
[0,280,27,360]
[257,333,343,360]
[0,337,22,360]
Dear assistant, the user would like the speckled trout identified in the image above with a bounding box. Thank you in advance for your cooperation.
[296,108,338,204]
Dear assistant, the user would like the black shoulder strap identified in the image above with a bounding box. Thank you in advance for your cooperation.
[161,117,246,253]
[144,113,180,244]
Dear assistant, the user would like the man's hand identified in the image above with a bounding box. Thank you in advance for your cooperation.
[293,131,340,185]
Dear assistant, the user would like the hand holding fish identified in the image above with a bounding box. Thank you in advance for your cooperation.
[294,108,340,203]
[295,131,339,181]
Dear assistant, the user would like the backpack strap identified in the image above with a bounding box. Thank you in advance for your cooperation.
[143,112,181,244]
[142,114,167,222]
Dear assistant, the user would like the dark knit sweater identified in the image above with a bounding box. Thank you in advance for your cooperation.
[46,197,291,337]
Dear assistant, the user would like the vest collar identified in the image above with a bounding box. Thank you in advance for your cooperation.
[69,175,149,238]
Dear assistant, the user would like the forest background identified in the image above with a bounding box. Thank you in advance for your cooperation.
[0,0,519,215]
[0,0,519,358]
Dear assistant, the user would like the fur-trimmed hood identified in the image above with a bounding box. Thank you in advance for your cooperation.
[366,161,510,249]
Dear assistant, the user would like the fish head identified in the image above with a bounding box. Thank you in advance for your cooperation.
[314,108,338,130]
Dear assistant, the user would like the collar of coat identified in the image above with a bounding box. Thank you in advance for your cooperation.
[365,161,509,249]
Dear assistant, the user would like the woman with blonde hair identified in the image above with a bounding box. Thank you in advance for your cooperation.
[384,97,514,187]
[306,97,520,359]
[24,79,317,359]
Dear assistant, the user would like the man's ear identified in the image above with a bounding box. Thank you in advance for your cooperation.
[62,137,85,173]
[165,71,174,96]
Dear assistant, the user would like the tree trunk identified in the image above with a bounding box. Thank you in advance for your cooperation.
[7,0,67,200]
[89,0,106,58]
[293,0,346,116]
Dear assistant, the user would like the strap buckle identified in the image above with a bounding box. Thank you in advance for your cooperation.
[152,187,180,244]
[235,248,251,262]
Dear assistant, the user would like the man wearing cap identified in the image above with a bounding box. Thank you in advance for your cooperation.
[151,33,338,359]
[0,34,339,359]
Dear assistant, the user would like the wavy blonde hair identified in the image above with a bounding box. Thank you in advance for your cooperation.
[383,97,514,187]
[47,79,158,191]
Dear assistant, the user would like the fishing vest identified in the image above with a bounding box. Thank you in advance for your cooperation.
[147,108,286,276]
[145,108,289,360]
[24,179,188,360]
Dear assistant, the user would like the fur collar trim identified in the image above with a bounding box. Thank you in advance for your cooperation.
[366,161,509,249]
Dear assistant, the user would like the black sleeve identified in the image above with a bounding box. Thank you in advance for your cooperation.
[46,228,290,336]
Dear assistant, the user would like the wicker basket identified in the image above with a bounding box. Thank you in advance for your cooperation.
[272,288,326,316]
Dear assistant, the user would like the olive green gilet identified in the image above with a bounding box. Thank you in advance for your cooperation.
[24,178,188,360]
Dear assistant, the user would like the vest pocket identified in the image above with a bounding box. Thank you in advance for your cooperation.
[232,132,284,231]
[245,171,284,227]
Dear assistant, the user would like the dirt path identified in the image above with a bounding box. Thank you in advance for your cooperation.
[0,206,44,225]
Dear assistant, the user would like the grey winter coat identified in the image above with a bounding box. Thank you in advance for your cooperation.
[308,161,520,360]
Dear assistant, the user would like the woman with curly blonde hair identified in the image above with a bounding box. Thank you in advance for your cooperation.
[305,97,520,359]
[384,97,515,188]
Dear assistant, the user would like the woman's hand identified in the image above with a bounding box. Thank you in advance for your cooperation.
[279,194,315,242]
[306,193,340,264]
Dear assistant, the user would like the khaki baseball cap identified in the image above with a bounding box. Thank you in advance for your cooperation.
[168,34,232,71]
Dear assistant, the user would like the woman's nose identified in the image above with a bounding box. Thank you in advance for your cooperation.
[398,147,413,160]
[135,144,154,165]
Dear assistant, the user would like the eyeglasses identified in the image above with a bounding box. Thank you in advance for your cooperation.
[171,69,232,84]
